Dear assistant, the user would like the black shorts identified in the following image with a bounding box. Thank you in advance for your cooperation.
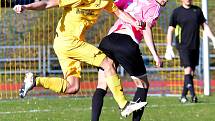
[178,49,199,68]
[98,33,146,76]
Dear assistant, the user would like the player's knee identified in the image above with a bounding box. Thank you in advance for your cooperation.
[97,81,108,90]
[142,76,149,87]
[142,79,149,88]
[132,75,149,88]
[66,85,80,94]
[65,76,80,94]
[101,57,114,70]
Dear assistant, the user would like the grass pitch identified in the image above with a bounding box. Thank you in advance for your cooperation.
[0,94,215,121]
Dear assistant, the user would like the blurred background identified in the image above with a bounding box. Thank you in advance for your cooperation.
[1,0,215,121]
[0,0,214,99]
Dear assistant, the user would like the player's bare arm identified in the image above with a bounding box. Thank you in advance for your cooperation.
[13,0,59,13]
[166,26,175,46]
[165,26,175,60]
[143,22,162,67]
[114,9,144,30]
[202,22,215,48]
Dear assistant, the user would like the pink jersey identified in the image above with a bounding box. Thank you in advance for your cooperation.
[109,0,161,44]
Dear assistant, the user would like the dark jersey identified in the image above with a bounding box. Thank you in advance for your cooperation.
[169,5,206,49]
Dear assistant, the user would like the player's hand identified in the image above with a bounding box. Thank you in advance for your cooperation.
[153,55,163,68]
[165,45,175,60]
[134,20,146,30]
[13,5,25,14]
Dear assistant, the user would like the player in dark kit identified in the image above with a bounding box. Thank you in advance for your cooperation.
[165,0,215,103]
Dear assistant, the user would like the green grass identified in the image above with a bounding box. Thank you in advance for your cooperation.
[0,95,215,121]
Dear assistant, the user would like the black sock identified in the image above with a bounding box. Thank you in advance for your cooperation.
[132,88,148,121]
[182,75,189,97]
[185,74,196,97]
[91,88,107,121]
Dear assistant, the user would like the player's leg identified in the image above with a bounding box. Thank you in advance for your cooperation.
[92,61,119,121]
[19,61,81,98]
[91,69,108,121]
[107,34,149,121]
[180,66,193,103]
[105,33,148,120]
[132,75,149,121]
[19,37,82,98]
[99,41,143,115]
[189,49,199,103]
[179,49,198,103]
[178,49,189,102]
[36,56,81,93]
[95,62,147,118]
[183,66,198,103]
[184,67,194,96]
[97,34,128,110]
[59,35,146,117]
[98,33,147,117]
[100,57,129,109]
[60,37,128,111]
[53,36,128,111]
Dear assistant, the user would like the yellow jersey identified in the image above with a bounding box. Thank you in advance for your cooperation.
[56,0,118,40]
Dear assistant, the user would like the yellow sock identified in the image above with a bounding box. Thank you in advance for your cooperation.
[106,74,127,109]
[36,77,67,93]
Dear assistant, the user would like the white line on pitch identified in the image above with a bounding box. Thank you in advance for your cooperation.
[0,102,215,115]
[0,109,51,115]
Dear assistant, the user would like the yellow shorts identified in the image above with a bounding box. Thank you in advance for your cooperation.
[53,36,106,78]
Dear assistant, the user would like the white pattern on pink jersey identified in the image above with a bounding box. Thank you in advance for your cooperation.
[109,0,161,44]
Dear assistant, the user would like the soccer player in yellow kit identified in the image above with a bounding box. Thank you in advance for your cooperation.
[13,0,147,117]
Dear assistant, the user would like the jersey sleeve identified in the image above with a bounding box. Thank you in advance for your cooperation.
[169,9,177,28]
[114,0,127,10]
[59,0,81,7]
[143,6,160,27]
[104,0,118,13]
[199,8,206,24]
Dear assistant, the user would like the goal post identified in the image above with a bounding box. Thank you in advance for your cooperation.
[202,0,210,96]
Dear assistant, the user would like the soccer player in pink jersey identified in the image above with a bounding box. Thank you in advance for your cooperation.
[91,0,167,120]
